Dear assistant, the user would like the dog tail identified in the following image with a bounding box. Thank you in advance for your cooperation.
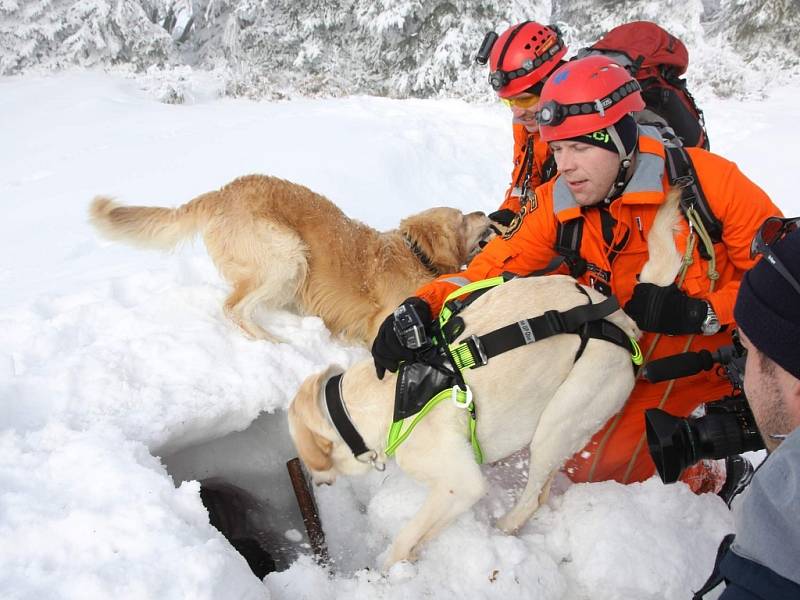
[639,188,683,286]
[88,192,216,251]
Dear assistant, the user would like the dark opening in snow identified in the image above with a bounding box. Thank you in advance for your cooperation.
[163,409,310,576]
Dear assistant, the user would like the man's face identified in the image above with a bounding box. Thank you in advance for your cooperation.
[740,330,800,452]
[549,140,620,206]
[505,92,540,131]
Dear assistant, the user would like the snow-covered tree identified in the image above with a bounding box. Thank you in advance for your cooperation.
[714,0,800,68]
[0,0,797,99]
[180,0,544,99]
[0,0,175,75]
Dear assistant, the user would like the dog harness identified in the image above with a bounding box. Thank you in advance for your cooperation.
[321,276,643,469]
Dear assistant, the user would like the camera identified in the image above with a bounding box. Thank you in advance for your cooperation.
[643,330,765,484]
[393,303,430,351]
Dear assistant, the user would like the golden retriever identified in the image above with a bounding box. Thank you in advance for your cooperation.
[288,191,684,569]
[89,175,490,344]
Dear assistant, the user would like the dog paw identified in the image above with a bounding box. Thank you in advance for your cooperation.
[495,513,522,535]
[386,560,417,582]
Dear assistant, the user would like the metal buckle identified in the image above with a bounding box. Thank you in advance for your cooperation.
[451,384,473,409]
[355,449,385,471]
[467,335,488,367]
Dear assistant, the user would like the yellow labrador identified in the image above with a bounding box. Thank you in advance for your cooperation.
[288,191,684,569]
[89,175,490,344]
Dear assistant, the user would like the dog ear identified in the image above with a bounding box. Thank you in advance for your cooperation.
[288,369,336,473]
[400,208,462,272]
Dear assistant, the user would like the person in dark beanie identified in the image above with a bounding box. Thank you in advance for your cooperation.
[695,220,800,599]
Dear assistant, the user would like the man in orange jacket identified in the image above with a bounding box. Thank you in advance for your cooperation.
[481,22,567,228]
[372,55,782,492]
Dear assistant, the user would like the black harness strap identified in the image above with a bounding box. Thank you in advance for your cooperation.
[324,373,371,458]
[513,136,535,200]
[599,206,631,266]
[663,145,721,260]
[513,137,559,203]
[555,218,588,278]
[452,294,625,369]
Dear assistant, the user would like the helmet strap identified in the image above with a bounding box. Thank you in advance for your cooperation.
[603,125,638,204]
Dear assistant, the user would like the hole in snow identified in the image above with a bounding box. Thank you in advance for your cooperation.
[162,409,309,575]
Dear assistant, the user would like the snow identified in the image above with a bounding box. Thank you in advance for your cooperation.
[1,69,798,600]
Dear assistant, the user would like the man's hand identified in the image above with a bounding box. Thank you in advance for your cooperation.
[624,283,707,335]
[371,297,433,379]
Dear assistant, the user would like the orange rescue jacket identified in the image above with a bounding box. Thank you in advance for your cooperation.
[497,122,552,214]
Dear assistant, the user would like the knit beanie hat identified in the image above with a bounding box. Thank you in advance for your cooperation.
[734,228,800,379]
[568,114,639,157]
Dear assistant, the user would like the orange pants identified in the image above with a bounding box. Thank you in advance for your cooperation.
[563,372,731,492]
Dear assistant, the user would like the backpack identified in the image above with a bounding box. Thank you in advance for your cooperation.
[578,21,710,150]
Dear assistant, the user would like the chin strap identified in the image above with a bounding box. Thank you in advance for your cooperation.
[603,125,637,204]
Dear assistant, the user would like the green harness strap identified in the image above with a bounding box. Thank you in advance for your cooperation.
[385,385,483,463]
[385,277,507,464]
[437,276,507,329]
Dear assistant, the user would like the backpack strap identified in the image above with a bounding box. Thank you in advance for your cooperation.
[554,209,628,289]
[663,145,722,260]
[555,218,588,278]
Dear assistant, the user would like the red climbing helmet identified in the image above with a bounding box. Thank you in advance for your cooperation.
[536,55,645,142]
[482,22,568,99]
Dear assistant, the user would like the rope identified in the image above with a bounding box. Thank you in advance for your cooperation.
[588,210,719,483]
[621,210,719,483]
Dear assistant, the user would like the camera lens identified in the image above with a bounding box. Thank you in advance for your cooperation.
[645,399,765,484]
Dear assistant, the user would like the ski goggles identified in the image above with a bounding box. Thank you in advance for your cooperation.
[535,80,642,127]
[749,216,800,296]
[500,92,540,109]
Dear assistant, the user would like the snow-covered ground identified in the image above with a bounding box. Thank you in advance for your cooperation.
[1,71,798,600]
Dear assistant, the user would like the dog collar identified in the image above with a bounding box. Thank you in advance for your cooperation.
[323,373,385,471]
[403,234,440,277]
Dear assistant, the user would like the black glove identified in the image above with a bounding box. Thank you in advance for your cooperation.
[624,283,707,335]
[488,208,517,228]
[371,297,433,379]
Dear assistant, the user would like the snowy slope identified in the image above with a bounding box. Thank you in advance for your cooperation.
[1,71,798,600]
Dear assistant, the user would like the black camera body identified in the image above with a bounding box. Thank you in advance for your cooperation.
[643,330,765,484]
[393,303,431,351]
